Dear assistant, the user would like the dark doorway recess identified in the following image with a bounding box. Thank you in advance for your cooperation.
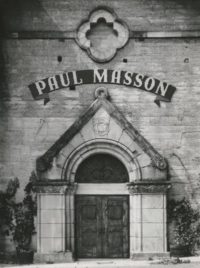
[75,153,129,183]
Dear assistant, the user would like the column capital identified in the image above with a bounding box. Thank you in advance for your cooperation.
[34,181,78,194]
[127,180,171,195]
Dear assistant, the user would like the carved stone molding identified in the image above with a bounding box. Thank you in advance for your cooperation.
[92,102,110,137]
[151,154,167,170]
[76,7,129,62]
[127,180,171,194]
[34,181,78,194]
[94,87,109,99]
[36,97,167,174]
[65,183,78,195]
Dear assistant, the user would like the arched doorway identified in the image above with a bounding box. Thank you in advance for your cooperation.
[74,153,129,258]
[35,92,169,262]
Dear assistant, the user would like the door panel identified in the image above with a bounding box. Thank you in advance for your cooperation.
[75,196,101,258]
[104,196,129,258]
[75,195,129,258]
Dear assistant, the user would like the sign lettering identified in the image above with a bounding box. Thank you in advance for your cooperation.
[28,69,176,105]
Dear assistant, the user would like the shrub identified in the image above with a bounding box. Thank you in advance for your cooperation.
[12,171,37,252]
[168,198,200,255]
[0,172,37,261]
[0,178,19,236]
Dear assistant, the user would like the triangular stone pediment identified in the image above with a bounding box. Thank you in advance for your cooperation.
[36,93,167,176]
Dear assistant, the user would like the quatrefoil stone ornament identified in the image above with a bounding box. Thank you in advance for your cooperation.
[76,7,129,63]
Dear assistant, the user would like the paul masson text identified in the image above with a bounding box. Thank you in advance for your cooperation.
[28,69,176,103]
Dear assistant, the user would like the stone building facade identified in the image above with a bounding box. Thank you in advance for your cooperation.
[1,0,200,263]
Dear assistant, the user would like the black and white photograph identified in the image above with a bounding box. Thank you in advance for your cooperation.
[1,1,200,267]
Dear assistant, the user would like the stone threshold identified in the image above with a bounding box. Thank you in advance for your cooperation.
[1,257,200,268]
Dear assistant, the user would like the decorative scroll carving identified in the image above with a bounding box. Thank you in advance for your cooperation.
[76,7,129,62]
[34,181,78,194]
[151,154,167,170]
[127,180,171,194]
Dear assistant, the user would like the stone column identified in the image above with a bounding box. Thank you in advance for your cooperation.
[127,180,170,259]
[34,182,74,263]
[129,194,143,253]
[65,183,77,253]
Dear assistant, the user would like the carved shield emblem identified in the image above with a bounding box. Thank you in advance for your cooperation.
[93,116,110,136]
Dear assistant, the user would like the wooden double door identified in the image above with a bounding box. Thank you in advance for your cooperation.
[75,195,129,258]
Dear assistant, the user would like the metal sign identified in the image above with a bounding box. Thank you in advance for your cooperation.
[28,69,176,106]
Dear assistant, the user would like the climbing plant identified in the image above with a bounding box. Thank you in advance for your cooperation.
[0,172,37,263]
[0,177,19,236]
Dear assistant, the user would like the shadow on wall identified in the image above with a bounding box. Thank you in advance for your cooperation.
[0,0,63,31]
[167,152,200,253]
[173,0,200,10]
[168,152,198,203]
[1,0,200,31]
[0,1,9,102]
[0,0,64,187]
[0,0,64,100]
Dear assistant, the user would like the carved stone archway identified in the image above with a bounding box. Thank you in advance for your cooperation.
[34,88,170,263]
[62,139,142,183]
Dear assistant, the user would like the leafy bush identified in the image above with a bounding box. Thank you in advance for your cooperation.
[0,172,37,254]
[168,198,200,255]
[12,171,37,252]
[0,177,19,236]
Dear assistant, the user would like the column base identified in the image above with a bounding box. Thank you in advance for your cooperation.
[34,251,73,263]
[131,252,170,260]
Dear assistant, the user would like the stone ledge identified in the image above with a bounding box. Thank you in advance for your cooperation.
[127,180,171,194]
[34,181,78,194]
[34,251,73,263]
[131,252,170,260]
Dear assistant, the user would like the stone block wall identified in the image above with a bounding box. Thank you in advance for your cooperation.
[130,194,167,254]
[37,194,65,253]
[1,0,200,253]
[1,0,200,32]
